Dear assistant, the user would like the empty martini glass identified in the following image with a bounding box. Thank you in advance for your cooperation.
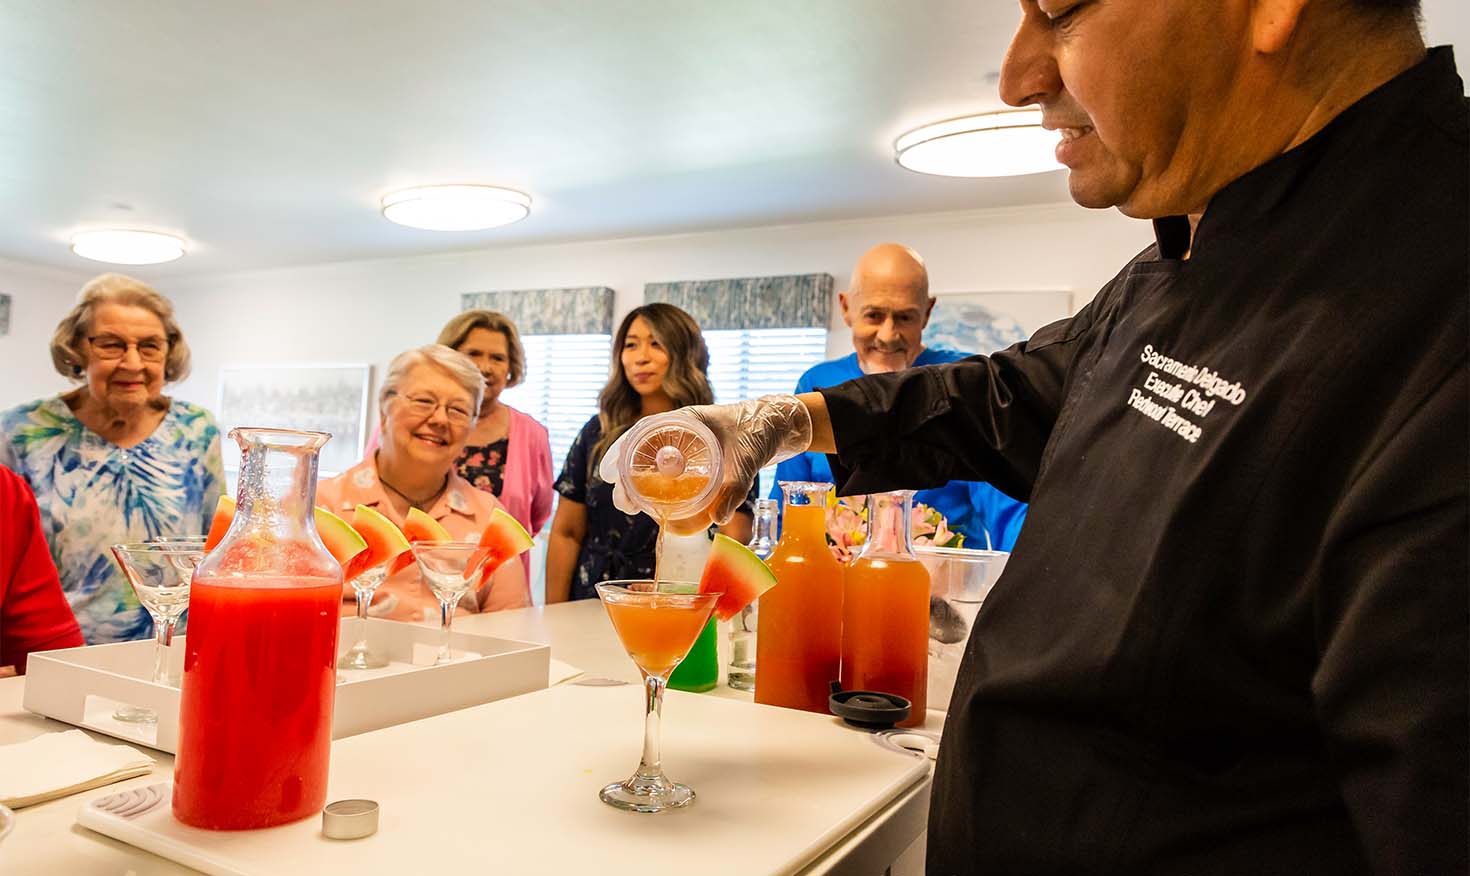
[595,580,721,813]
[410,541,498,665]
[110,542,205,723]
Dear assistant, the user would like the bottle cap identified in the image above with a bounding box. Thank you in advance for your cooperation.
[322,799,379,840]
[828,681,912,730]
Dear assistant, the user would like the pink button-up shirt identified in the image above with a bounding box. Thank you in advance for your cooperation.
[316,458,531,623]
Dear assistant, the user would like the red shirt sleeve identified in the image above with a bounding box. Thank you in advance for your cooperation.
[1,467,84,673]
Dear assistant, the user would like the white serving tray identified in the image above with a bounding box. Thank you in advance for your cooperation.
[77,683,930,876]
[23,618,549,753]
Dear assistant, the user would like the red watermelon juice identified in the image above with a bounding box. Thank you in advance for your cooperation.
[172,576,341,829]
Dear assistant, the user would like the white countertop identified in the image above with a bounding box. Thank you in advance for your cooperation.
[0,600,933,876]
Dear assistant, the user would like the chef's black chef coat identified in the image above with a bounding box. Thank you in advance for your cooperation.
[820,48,1467,876]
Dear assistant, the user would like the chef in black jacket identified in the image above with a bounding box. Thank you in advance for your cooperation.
[612,1,1467,873]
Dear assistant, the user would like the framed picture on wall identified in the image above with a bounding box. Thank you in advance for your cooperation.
[216,363,371,477]
[924,290,1072,355]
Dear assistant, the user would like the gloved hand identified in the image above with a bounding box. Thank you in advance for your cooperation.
[599,394,813,533]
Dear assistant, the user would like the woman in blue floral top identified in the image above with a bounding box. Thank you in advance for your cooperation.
[0,274,223,644]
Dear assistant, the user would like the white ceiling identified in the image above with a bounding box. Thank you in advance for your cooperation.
[1,0,1465,278]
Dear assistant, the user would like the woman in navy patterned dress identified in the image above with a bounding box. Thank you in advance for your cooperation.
[545,304,754,602]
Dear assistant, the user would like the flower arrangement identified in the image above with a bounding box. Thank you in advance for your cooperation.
[824,491,964,563]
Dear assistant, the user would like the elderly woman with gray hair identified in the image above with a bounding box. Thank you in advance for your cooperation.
[0,273,224,644]
[317,344,530,621]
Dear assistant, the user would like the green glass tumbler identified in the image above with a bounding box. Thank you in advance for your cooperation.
[667,617,718,692]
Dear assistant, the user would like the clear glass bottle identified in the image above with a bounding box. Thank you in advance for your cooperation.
[841,490,930,727]
[728,497,776,691]
[173,428,342,829]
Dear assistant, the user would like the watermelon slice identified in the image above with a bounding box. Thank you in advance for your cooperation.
[314,506,367,567]
[388,506,453,574]
[341,504,412,582]
[203,495,236,551]
[698,534,777,622]
[471,507,535,584]
[201,494,368,568]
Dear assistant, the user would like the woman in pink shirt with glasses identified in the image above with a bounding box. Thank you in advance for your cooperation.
[320,345,530,622]
[366,311,553,583]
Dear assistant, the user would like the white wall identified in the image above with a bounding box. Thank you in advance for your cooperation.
[0,257,90,410]
[160,203,1150,415]
[0,203,1153,415]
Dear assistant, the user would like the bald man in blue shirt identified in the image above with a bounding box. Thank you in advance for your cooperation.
[772,242,1026,549]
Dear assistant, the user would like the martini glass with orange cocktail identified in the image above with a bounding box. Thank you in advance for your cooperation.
[595,580,721,813]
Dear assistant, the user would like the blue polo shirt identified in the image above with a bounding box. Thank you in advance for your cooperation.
[771,349,1027,550]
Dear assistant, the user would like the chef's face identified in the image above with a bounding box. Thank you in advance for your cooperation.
[999,0,1246,218]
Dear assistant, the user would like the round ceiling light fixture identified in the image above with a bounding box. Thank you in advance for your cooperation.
[381,185,532,231]
[894,109,1063,178]
[71,229,188,265]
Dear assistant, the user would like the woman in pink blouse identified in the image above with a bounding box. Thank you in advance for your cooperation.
[321,345,530,622]
[368,311,554,580]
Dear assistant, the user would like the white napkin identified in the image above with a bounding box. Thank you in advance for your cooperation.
[0,730,154,808]
[548,658,584,685]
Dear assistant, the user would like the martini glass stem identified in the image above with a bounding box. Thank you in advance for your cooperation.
[151,615,176,686]
[349,583,374,652]
[637,672,665,782]
[437,597,456,663]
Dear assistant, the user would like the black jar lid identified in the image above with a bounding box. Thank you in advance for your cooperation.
[828,681,911,730]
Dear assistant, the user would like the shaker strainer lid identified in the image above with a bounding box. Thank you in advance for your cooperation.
[616,411,723,520]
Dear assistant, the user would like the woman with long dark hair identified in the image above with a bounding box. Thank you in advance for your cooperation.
[544,303,754,602]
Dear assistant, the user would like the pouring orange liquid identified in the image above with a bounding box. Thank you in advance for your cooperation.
[627,468,713,584]
[618,419,724,693]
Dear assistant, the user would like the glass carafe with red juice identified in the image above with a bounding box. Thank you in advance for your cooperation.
[841,490,929,727]
[173,428,342,830]
[754,482,844,713]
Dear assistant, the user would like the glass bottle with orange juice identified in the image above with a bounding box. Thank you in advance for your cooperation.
[754,481,844,713]
[840,490,929,727]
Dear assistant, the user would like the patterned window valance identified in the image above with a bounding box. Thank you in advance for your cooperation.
[642,273,833,331]
[461,287,614,335]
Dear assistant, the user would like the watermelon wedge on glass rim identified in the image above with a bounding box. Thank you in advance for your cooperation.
[470,507,535,586]
[388,507,453,575]
[341,504,411,583]
[698,534,778,622]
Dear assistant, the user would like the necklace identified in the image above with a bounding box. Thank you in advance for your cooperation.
[377,470,449,511]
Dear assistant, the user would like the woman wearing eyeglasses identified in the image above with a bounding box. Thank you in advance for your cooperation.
[0,274,225,644]
[365,311,554,582]
[317,345,530,622]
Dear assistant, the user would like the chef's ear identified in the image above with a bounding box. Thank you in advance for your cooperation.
[1251,0,1310,55]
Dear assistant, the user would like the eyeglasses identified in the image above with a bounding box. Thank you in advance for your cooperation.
[388,392,474,426]
[88,335,169,362]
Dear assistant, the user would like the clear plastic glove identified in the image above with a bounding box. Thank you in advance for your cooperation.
[600,394,813,534]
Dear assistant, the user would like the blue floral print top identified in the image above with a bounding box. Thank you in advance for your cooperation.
[0,396,224,643]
